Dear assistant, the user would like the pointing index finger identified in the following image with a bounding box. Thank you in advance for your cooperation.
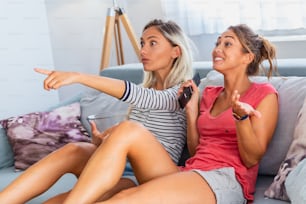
[34,68,53,75]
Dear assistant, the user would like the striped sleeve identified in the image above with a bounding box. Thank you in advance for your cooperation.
[121,81,181,111]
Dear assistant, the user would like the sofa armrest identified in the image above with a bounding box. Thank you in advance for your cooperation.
[0,127,14,169]
[100,59,306,84]
[100,63,144,84]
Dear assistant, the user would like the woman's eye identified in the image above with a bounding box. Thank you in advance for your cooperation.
[224,42,232,47]
[140,41,144,47]
[150,41,157,46]
[215,41,220,47]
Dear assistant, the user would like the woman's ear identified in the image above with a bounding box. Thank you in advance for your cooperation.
[244,52,255,64]
[172,46,181,59]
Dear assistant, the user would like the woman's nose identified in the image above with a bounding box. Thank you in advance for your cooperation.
[214,46,222,54]
[140,47,147,56]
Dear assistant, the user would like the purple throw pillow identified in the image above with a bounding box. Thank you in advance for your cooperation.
[0,102,90,171]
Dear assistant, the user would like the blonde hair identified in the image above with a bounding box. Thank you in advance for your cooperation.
[141,19,194,89]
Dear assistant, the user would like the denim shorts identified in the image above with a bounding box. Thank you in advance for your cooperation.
[121,160,138,185]
[193,167,247,204]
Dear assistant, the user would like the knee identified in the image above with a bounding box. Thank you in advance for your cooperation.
[110,120,148,141]
[61,142,96,162]
[61,142,96,175]
[62,142,80,153]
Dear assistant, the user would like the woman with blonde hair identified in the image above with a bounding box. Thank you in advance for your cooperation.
[0,19,194,203]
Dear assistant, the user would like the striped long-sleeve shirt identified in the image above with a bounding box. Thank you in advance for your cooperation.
[120,81,186,164]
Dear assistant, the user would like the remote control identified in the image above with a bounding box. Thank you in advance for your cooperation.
[178,72,201,109]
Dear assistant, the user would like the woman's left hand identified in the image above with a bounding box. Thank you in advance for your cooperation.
[231,90,261,118]
[89,121,117,146]
[177,80,199,111]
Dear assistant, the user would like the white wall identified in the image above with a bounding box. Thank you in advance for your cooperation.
[0,0,58,120]
[1,0,305,118]
[45,0,163,101]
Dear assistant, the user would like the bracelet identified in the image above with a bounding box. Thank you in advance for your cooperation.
[232,111,249,121]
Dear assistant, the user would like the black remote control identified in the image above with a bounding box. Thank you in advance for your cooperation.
[178,72,201,109]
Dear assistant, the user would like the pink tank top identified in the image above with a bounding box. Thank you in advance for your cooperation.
[182,82,277,201]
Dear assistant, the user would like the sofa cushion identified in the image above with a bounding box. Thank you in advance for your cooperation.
[264,98,306,201]
[0,102,90,171]
[0,126,14,169]
[199,70,306,176]
[258,77,306,175]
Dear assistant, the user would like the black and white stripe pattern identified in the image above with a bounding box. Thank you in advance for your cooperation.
[121,81,186,164]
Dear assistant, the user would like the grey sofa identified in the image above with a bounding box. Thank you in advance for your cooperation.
[1,58,306,203]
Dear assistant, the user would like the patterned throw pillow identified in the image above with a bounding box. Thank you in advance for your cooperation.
[264,98,306,201]
[0,102,90,171]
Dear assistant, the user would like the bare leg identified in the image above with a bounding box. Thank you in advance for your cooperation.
[99,171,216,204]
[63,121,178,204]
[44,178,135,204]
[0,142,96,204]
[98,178,136,201]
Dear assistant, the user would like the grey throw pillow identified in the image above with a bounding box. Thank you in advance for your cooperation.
[258,77,306,175]
[80,90,130,135]
[285,158,306,203]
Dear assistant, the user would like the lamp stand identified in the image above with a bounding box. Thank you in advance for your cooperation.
[100,3,140,71]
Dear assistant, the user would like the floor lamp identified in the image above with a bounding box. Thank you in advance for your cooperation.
[100,0,140,71]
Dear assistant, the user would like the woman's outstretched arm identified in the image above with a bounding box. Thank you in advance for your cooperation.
[34,68,126,99]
